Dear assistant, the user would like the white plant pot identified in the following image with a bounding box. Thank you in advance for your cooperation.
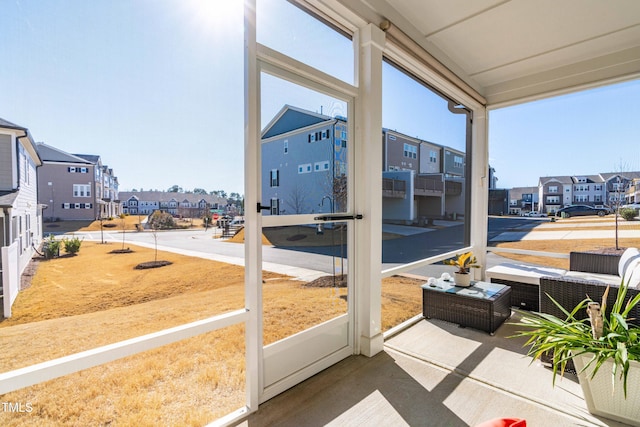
[454,272,471,287]
[572,353,640,426]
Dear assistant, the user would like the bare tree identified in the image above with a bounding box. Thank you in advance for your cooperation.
[285,185,310,214]
[611,159,631,250]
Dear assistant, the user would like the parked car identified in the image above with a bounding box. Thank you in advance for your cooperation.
[621,203,640,210]
[555,205,609,218]
[526,211,547,217]
[595,204,614,214]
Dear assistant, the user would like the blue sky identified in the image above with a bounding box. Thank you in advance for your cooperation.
[1,1,638,196]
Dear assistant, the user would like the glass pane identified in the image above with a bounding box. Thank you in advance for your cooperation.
[381,60,470,267]
[261,72,348,215]
[257,0,354,84]
[262,223,348,345]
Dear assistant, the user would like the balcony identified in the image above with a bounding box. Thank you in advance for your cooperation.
[414,176,444,196]
[383,178,406,198]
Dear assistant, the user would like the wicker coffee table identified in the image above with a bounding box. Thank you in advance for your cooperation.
[421,280,512,334]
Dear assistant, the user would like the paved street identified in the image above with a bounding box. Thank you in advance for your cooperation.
[66,216,640,281]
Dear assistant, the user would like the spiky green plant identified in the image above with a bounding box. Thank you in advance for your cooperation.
[512,280,640,397]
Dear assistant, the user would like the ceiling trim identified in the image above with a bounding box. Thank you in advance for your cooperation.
[381,20,487,106]
[485,46,640,107]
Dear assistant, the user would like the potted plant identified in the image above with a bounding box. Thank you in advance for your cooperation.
[512,280,640,426]
[443,252,478,287]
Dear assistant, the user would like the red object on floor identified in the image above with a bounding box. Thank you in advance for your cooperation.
[475,418,526,427]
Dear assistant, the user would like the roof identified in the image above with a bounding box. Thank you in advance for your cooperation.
[75,154,101,163]
[0,118,42,166]
[0,117,27,131]
[119,191,228,206]
[539,176,574,185]
[0,190,19,208]
[509,187,538,198]
[35,142,94,165]
[261,105,335,139]
[325,1,640,106]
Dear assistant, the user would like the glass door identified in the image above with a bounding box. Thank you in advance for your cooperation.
[257,65,357,400]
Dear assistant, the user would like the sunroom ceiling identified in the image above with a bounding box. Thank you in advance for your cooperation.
[324,0,640,106]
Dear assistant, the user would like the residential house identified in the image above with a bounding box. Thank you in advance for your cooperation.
[261,105,348,216]
[119,191,230,219]
[506,186,538,215]
[538,172,640,213]
[35,143,120,221]
[626,178,640,204]
[601,172,640,206]
[0,118,42,318]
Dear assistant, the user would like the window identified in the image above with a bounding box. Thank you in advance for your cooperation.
[430,150,437,163]
[270,169,279,187]
[546,196,560,204]
[298,164,312,174]
[548,186,558,193]
[68,167,76,173]
[314,161,330,172]
[575,195,588,202]
[308,133,316,143]
[403,143,417,159]
[454,155,463,168]
[270,198,280,215]
[73,184,91,197]
[283,140,288,154]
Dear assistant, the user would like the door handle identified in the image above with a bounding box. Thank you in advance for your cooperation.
[257,203,271,213]
[313,214,363,221]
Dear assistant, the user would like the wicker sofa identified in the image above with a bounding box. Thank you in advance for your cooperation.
[539,250,640,323]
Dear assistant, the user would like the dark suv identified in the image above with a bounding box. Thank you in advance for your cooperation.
[555,205,609,218]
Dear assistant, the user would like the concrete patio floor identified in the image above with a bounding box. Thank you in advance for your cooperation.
[234,313,631,427]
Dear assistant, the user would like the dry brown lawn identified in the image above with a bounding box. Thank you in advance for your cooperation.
[0,241,422,426]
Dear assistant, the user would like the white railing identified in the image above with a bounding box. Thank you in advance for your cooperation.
[381,246,473,279]
[0,309,248,395]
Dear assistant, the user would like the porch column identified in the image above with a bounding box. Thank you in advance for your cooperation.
[354,23,385,357]
[470,107,489,277]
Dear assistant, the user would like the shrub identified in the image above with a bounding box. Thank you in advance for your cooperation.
[63,236,83,254]
[148,211,177,230]
[620,207,638,221]
[43,234,61,259]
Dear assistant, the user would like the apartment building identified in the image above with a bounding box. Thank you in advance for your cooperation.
[0,118,42,317]
[261,105,348,216]
[506,187,538,215]
[538,172,640,213]
[120,191,230,218]
[261,106,466,224]
[35,143,120,221]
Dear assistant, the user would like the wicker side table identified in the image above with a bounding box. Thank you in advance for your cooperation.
[421,280,512,335]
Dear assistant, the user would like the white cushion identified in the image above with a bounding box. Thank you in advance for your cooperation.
[563,271,622,286]
[485,263,566,285]
[623,258,640,288]
[618,247,640,278]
